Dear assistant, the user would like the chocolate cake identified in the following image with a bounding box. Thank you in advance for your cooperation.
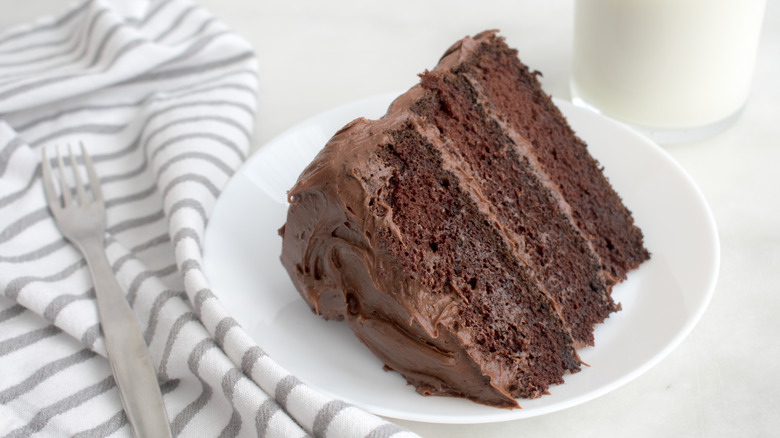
[279,30,649,408]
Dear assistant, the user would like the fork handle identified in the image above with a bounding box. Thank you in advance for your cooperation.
[79,236,173,438]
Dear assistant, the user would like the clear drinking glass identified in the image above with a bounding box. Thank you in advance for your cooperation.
[570,0,766,144]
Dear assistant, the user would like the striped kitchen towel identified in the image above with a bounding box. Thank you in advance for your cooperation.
[0,1,419,437]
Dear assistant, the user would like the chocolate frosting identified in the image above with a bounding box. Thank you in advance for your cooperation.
[279,90,520,407]
[280,32,537,408]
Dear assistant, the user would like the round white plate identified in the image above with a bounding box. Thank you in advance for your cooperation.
[202,92,720,423]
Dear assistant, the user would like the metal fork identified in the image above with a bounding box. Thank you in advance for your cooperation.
[42,144,172,438]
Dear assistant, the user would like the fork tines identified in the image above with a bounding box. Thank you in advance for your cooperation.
[42,143,103,209]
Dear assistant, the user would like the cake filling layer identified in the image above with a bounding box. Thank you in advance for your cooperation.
[414,68,617,347]
[460,33,650,282]
[374,122,581,399]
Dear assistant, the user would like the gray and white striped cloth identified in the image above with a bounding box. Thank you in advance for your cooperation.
[0,1,419,437]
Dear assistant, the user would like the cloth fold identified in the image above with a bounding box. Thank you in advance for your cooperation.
[0,1,419,437]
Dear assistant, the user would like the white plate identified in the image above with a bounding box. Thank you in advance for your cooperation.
[202,92,720,424]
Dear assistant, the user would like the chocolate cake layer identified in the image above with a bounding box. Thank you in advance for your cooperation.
[414,65,616,348]
[457,32,650,283]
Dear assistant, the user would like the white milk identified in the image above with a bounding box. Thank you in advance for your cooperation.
[570,0,766,142]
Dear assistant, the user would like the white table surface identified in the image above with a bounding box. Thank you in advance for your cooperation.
[3,1,778,437]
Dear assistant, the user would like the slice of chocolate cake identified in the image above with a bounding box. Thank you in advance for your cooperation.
[279,30,649,408]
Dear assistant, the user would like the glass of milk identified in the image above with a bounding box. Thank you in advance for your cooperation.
[570,0,766,144]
